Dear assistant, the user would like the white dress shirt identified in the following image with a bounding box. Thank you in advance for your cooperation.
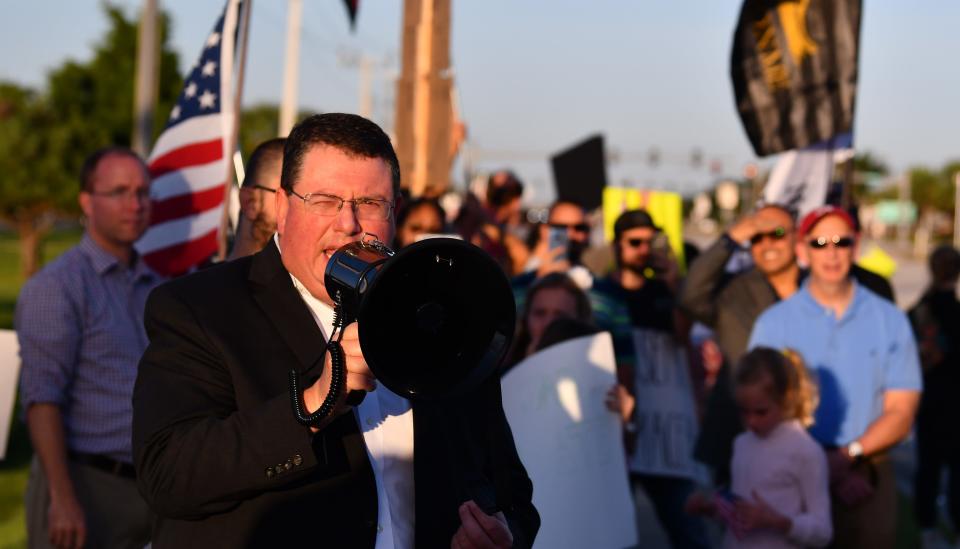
[288,268,416,549]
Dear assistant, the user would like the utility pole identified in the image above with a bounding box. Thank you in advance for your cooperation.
[338,51,378,120]
[279,0,302,137]
[359,56,374,119]
[953,172,960,248]
[395,0,454,197]
[132,0,159,156]
[897,173,910,252]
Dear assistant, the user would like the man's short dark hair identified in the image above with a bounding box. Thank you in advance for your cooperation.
[280,113,400,197]
[243,138,285,188]
[929,245,960,285]
[80,147,148,192]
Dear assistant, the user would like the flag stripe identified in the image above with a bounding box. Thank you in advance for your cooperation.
[151,160,230,202]
[149,114,225,161]
[151,185,226,225]
[149,138,223,178]
[143,230,220,277]
[138,207,223,255]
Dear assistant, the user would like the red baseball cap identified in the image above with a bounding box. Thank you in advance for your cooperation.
[798,206,857,237]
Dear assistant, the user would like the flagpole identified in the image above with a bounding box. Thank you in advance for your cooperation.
[132,0,159,157]
[279,0,302,137]
[219,0,253,260]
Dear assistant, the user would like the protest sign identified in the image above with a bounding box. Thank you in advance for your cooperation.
[502,333,637,549]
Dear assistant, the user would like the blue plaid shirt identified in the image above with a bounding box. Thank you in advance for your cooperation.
[16,234,163,463]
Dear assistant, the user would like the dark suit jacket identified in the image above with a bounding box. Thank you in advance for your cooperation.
[132,241,539,548]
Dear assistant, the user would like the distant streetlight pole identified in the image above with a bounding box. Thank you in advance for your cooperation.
[953,172,960,248]
[898,173,910,252]
[132,0,159,156]
[279,0,302,137]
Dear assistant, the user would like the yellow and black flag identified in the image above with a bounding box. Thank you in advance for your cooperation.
[731,0,862,156]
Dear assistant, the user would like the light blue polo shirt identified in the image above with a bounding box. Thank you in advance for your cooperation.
[748,281,922,446]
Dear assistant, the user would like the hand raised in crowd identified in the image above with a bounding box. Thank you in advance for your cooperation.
[726,213,762,244]
[604,383,636,423]
[647,244,680,292]
[735,490,791,534]
[48,492,86,549]
[303,322,376,431]
[533,240,572,279]
[450,500,513,549]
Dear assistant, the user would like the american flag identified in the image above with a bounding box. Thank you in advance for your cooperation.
[714,490,745,540]
[136,0,242,276]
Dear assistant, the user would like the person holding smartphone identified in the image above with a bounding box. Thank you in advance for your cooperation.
[591,209,710,549]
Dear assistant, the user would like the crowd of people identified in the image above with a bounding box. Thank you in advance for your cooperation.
[12,112,959,549]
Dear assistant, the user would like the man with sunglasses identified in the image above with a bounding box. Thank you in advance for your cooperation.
[17,147,161,548]
[683,204,897,484]
[525,201,592,276]
[132,113,538,548]
[510,200,594,308]
[228,137,285,260]
[682,204,801,483]
[749,206,921,549]
[591,209,711,549]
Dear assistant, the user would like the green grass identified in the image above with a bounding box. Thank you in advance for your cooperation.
[0,229,81,549]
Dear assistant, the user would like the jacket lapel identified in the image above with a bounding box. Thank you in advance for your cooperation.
[248,240,327,373]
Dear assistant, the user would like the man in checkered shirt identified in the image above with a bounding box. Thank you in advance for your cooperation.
[16,147,163,548]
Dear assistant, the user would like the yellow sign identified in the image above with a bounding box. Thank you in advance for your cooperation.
[856,244,898,280]
[602,188,686,272]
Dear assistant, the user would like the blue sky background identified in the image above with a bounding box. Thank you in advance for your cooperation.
[1,1,957,204]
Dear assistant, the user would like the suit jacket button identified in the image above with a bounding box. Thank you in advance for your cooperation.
[265,467,275,479]
[292,454,303,466]
[284,460,293,471]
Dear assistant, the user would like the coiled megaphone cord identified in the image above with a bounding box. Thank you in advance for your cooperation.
[289,291,348,427]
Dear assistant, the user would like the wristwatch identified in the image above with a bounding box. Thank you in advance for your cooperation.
[845,440,864,460]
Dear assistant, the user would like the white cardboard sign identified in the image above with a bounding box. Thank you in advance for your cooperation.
[502,333,637,549]
[0,329,21,460]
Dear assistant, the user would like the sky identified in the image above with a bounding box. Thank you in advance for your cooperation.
[1,1,957,205]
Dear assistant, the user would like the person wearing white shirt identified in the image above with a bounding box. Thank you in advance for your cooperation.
[687,347,831,548]
[133,113,539,548]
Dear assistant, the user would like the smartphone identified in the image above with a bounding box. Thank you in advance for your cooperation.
[644,232,671,278]
[651,232,670,255]
[547,226,569,253]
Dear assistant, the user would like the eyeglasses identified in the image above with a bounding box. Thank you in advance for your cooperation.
[625,237,653,248]
[549,222,590,233]
[749,227,787,245]
[88,187,151,202]
[248,184,277,193]
[808,235,855,249]
[288,189,393,220]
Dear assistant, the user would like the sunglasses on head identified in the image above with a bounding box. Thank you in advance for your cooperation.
[549,222,589,233]
[808,235,855,249]
[749,227,787,245]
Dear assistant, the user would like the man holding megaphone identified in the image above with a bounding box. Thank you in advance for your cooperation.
[132,113,539,548]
